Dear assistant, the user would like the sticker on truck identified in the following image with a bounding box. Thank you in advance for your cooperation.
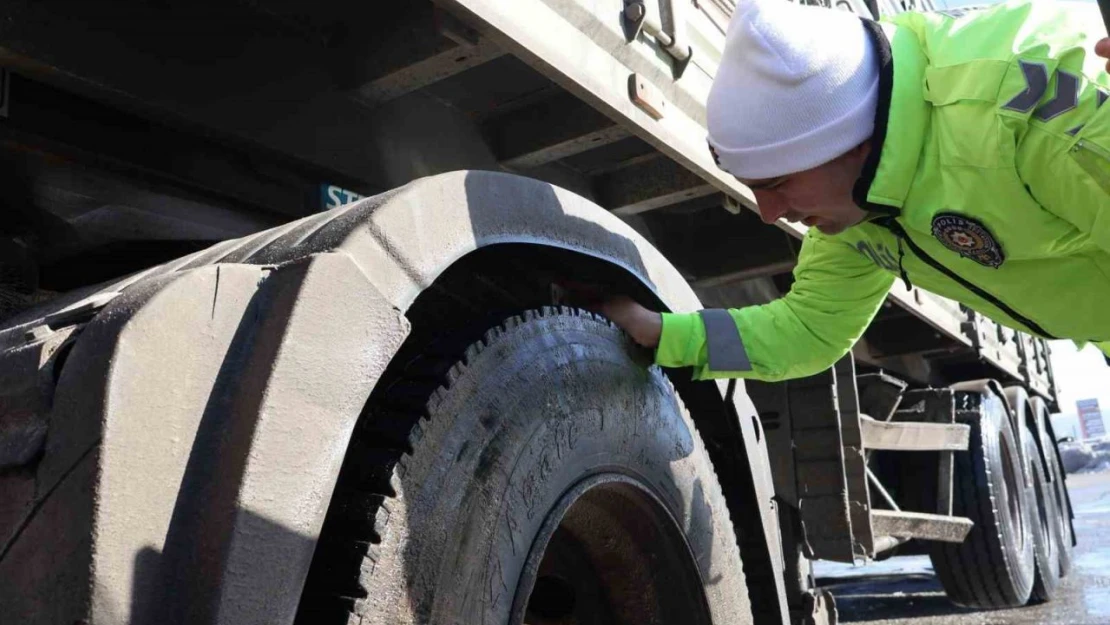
[319,184,364,211]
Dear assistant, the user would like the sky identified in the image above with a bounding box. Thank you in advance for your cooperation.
[1048,342,1110,437]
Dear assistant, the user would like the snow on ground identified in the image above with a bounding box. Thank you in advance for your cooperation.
[1060,438,1110,474]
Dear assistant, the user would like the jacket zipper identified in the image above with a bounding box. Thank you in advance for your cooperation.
[1073,139,1110,161]
[1071,139,1110,190]
[876,218,1058,340]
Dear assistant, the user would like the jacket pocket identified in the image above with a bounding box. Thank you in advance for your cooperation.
[1071,138,1110,194]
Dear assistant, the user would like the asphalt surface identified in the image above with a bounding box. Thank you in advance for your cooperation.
[814,471,1110,625]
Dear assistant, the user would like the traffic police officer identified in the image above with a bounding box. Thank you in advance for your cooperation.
[598,0,1110,381]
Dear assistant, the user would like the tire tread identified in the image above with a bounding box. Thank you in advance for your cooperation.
[296,307,747,623]
[929,398,1034,608]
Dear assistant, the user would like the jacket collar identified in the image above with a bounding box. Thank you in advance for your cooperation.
[853,18,930,219]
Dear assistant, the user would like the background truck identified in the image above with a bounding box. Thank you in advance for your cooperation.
[0,0,1078,624]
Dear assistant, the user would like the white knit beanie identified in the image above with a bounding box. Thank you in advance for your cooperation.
[707,0,879,179]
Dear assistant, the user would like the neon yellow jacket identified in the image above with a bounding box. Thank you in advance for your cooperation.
[657,1,1110,382]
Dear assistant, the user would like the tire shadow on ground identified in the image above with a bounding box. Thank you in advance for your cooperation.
[817,573,978,623]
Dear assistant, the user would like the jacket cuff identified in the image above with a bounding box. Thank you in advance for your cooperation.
[655,312,702,368]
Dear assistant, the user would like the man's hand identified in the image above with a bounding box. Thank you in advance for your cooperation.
[1098,38,1110,73]
[554,282,663,348]
[595,296,663,349]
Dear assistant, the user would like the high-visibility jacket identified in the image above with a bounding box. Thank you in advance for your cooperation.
[656,0,1110,382]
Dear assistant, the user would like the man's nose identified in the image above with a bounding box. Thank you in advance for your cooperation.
[754,191,789,224]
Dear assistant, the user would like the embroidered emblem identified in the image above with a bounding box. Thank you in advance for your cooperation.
[931,213,1005,268]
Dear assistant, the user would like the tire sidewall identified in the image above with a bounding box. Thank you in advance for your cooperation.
[982,394,1037,603]
[1024,426,1061,601]
[1032,396,1074,576]
[371,312,750,625]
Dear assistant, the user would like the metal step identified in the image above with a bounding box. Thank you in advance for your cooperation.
[871,509,974,543]
[860,416,970,451]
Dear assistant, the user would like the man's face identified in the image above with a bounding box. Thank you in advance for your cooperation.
[738,142,871,236]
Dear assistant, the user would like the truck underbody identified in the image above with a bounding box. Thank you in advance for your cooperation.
[0,1,1074,624]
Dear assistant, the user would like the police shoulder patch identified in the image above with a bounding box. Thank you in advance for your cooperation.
[931,213,1005,268]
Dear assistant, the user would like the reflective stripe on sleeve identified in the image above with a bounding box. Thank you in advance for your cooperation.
[698,309,752,372]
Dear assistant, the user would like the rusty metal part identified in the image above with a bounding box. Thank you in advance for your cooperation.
[628,73,667,121]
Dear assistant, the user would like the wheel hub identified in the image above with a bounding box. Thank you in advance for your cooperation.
[509,473,713,625]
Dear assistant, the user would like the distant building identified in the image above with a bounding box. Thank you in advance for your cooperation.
[1077,398,1107,439]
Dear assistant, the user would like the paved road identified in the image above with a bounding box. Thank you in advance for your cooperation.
[815,471,1110,625]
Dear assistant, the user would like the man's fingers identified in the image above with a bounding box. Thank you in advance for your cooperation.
[1092,38,1110,75]
[1097,38,1110,56]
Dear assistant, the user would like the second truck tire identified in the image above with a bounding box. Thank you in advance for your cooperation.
[1007,387,1063,603]
[298,307,754,625]
[1025,424,1062,603]
[1032,395,1075,578]
[930,388,1036,608]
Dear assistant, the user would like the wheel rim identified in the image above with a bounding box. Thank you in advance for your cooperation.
[509,473,714,625]
[999,434,1025,550]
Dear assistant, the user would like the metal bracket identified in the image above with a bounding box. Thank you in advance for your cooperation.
[628,73,667,120]
[959,305,983,350]
[622,0,693,77]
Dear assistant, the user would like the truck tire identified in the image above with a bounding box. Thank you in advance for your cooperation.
[1005,385,1067,601]
[296,307,753,625]
[1024,425,1061,603]
[1031,396,1074,577]
[929,389,1035,608]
